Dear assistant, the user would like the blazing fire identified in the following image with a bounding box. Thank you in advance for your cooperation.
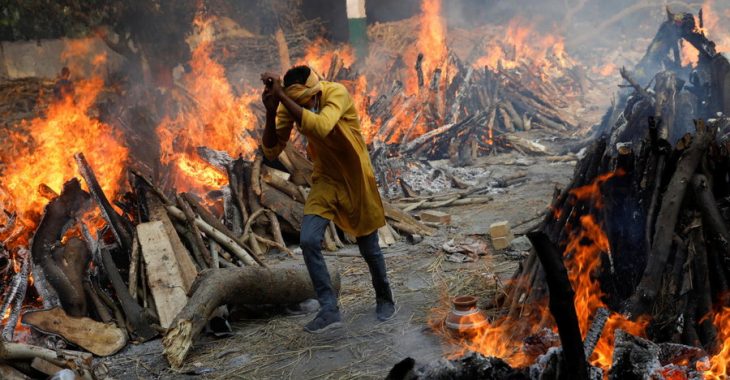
[0,43,128,239]
[557,171,648,369]
[158,14,259,192]
[299,37,356,78]
[700,305,730,379]
[437,170,648,371]
[474,18,573,73]
[406,0,447,95]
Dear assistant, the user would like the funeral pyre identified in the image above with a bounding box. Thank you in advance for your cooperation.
[0,0,728,379]
[391,6,730,380]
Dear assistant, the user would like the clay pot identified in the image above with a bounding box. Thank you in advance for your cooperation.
[445,295,488,334]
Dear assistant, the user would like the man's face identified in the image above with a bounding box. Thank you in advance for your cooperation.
[302,93,321,113]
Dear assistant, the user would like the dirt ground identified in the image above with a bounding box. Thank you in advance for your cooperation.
[98,146,576,380]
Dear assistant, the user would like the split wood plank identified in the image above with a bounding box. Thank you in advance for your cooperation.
[148,198,197,291]
[22,307,126,357]
[137,221,190,329]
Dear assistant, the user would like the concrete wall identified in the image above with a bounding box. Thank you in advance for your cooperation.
[0,37,125,80]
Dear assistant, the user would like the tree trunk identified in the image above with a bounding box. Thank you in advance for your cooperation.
[163,264,341,368]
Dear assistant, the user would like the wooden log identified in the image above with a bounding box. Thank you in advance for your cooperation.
[277,150,296,176]
[383,203,436,236]
[82,280,112,323]
[1,250,29,341]
[688,222,717,349]
[30,358,63,377]
[51,238,90,317]
[691,174,730,275]
[253,234,294,256]
[30,179,90,318]
[137,221,191,329]
[262,169,305,203]
[248,232,264,256]
[99,247,158,342]
[284,144,313,186]
[176,195,211,268]
[89,277,128,330]
[583,307,610,359]
[74,153,132,252]
[267,210,287,250]
[415,53,425,89]
[22,307,126,356]
[226,162,249,226]
[163,265,342,368]
[626,126,712,318]
[260,183,304,231]
[148,197,198,291]
[180,193,263,266]
[128,234,140,300]
[252,153,263,197]
[0,364,31,380]
[166,205,260,266]
[527,231,588,380]
[0,340,93,379]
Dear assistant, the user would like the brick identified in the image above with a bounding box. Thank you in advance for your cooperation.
[419,210,451,224]
[492,236,513,250]
[489,221,512,239]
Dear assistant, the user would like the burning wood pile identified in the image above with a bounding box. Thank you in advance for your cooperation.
[397,8,730,379]
[253,2,595,169]
[0,142,434,378]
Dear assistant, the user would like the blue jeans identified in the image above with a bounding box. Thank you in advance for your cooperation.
[300,215,392,314]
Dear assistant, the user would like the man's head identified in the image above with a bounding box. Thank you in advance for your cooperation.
[283,65,321,110]
[60,67,70,79]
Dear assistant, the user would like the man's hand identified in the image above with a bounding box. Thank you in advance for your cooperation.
[261,87,279,114]
[260,72,284,97]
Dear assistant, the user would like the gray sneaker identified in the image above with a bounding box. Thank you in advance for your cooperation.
[304,311,343,333]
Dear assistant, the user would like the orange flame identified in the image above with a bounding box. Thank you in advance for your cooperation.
[0,42,128,235]
[565,171,649,369]
[436,170,648,370]
[474,18,572,73]
[158,14,258,192]
[299,37,355,78]
[701,0,730,54]
[403,0,447,95]
[701,306,730,379]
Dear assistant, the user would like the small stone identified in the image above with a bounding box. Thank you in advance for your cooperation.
[510,235,533,251]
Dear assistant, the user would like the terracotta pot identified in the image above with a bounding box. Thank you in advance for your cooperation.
[445,295,488,334]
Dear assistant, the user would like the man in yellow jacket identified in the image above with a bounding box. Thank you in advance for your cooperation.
[260,66,395,333]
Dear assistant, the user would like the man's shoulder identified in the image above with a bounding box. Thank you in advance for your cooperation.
[321,81,350,98]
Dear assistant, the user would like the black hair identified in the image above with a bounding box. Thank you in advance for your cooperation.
[283,65,311,87]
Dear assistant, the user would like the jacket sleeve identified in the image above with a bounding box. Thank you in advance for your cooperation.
[262,103,294,161]
[300,84,351,140]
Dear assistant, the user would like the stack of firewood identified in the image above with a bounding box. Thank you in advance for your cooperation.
[467,14,730,376]
[0,134,435,377]
[316,47,579,167]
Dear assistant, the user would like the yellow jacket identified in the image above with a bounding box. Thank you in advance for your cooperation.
[262,81,385,237]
